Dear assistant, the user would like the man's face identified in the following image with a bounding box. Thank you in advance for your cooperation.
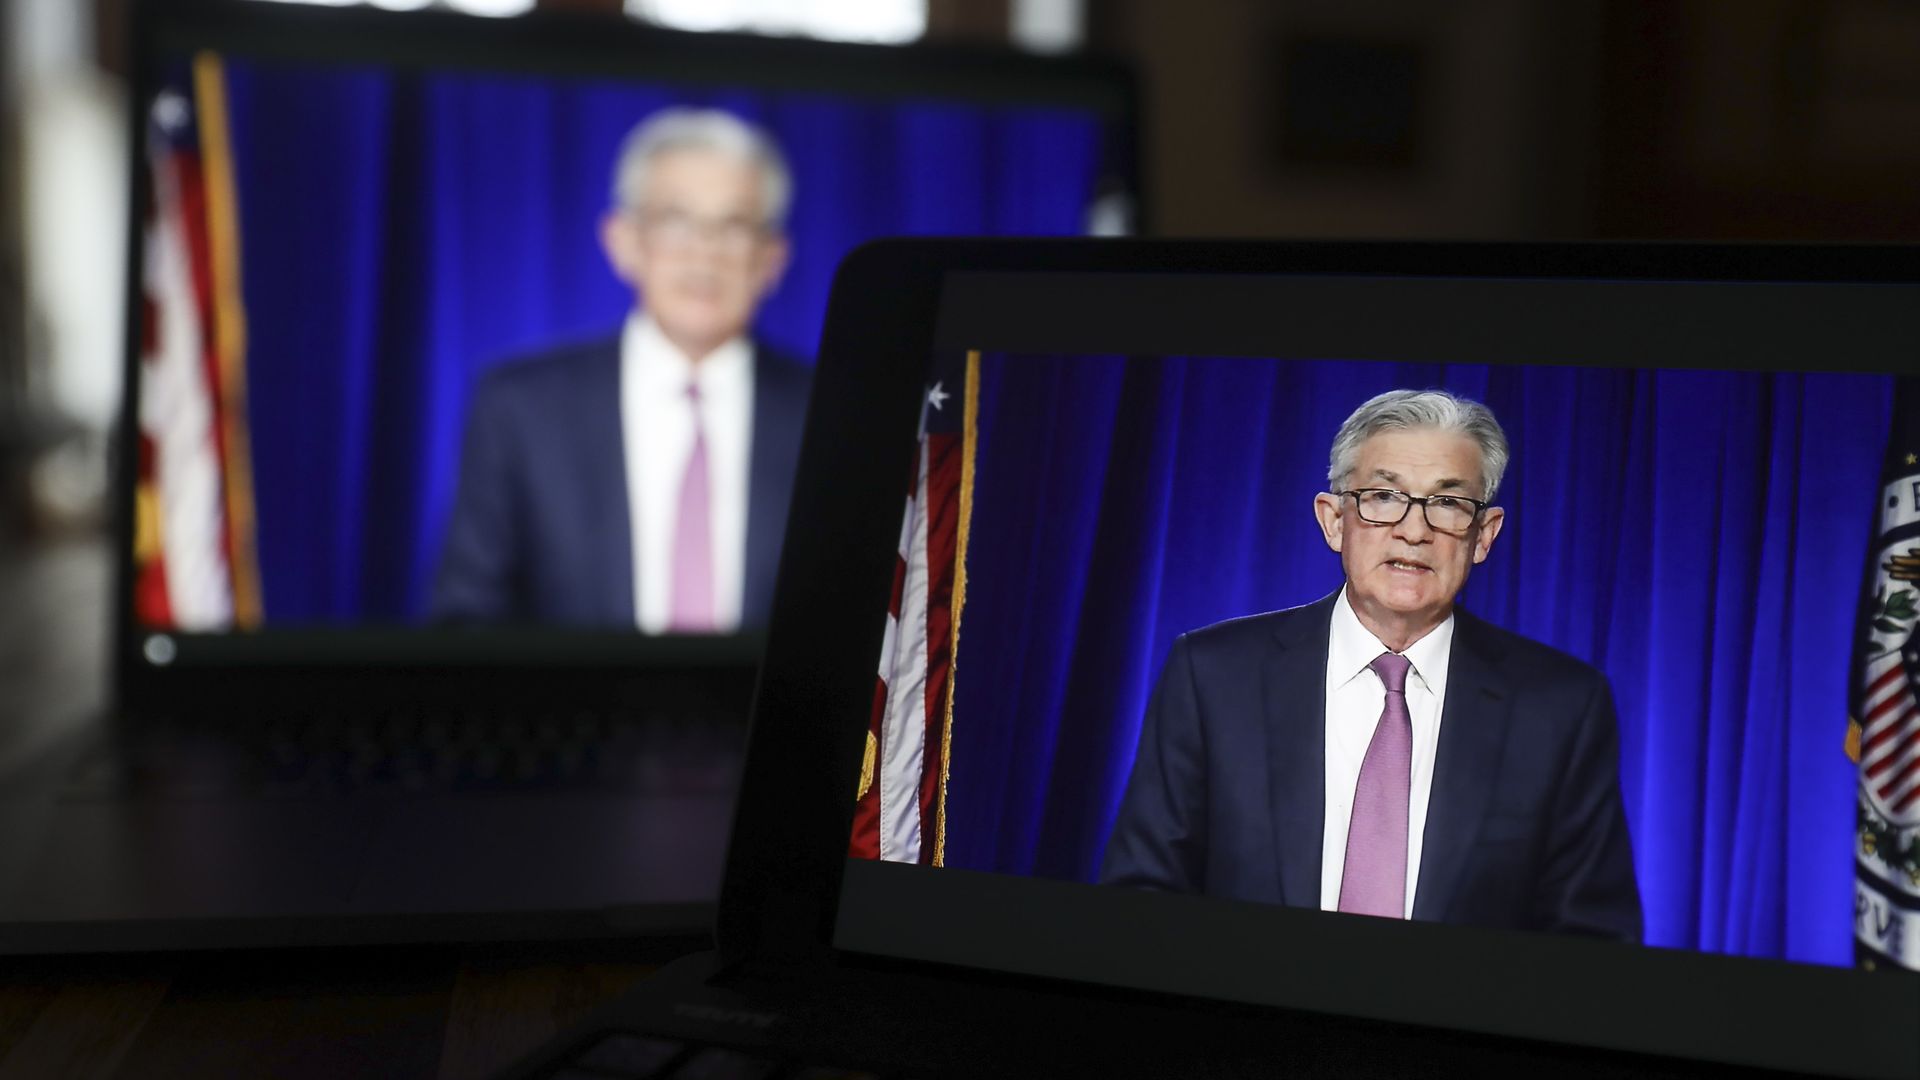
[599,147,789,361]
[1311,427,1505,642]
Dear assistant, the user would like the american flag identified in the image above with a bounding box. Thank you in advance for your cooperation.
[849,351,978,865]
[134,55,260,632]
[1849,377,1920,970]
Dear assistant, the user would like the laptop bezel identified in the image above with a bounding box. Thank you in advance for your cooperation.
[726,237,1920,1077]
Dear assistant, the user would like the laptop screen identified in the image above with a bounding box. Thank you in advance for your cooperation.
[831,266,1920,1075]
[123,6,1136,673]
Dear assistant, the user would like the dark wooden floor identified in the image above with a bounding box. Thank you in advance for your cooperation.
[0,946,654,1079]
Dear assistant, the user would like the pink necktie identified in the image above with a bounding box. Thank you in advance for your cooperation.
[1339,651,1413,918]
[669,382,714,632]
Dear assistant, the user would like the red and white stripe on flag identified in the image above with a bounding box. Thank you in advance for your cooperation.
[1850,377,1920,971]
[134,55,260,632]
[850,352,977,865]
[1860,656,1920,816]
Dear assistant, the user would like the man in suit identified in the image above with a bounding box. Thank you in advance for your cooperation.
[433,108,810,631]
[1102,389,1640,941]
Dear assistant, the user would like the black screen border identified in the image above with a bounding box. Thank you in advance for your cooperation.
[730,239,1920,1079]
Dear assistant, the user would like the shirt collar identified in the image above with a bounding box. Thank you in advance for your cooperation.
[625,311,751,399]
[1329,586,1454,693]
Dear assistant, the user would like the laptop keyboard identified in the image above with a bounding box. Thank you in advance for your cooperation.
[255,710,744,794]
[540,1032,892,1080]
[67,709,746,798]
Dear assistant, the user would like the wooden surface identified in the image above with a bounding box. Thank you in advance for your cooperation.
[0,947,658,1079]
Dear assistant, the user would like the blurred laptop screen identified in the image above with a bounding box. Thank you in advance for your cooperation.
[127,10,1134,667]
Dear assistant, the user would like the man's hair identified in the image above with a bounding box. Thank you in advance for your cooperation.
[1326,389,1510,502]
[610,107,793,228]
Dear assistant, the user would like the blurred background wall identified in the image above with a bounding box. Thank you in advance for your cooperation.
[6,0,130,543]
[1098,0,1920,242]
[2,0,1918,547]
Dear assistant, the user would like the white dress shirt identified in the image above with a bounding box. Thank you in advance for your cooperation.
[1320,587,1454,917]
[620,312,753,634]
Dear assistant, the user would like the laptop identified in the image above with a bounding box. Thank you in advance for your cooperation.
[0,1,1137,952]
[498,239,1920,1078]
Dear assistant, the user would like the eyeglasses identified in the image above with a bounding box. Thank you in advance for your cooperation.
[1342,488,1489,531]
[632,207,769,256]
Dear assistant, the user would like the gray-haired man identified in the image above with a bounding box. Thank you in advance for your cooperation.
[434,108,811,631]
[1102,389,1641,941]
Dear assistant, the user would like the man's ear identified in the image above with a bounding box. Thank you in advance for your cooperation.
[1471,506,1505,564]
[1312,492,1344,553]
[598,210,642,287]
[752,232,791,300]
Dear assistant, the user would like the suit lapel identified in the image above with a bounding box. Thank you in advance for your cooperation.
[1411,611,1512,922]
[1265,595,1335,909]
[743,343,804,624]
[584,341,635,626]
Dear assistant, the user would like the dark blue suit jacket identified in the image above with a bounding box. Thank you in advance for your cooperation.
[1101,593,1641,942]
[430,336,811,627]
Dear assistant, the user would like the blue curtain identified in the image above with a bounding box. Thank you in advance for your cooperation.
[219,60,1108,623]
[945,352,1893,968]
